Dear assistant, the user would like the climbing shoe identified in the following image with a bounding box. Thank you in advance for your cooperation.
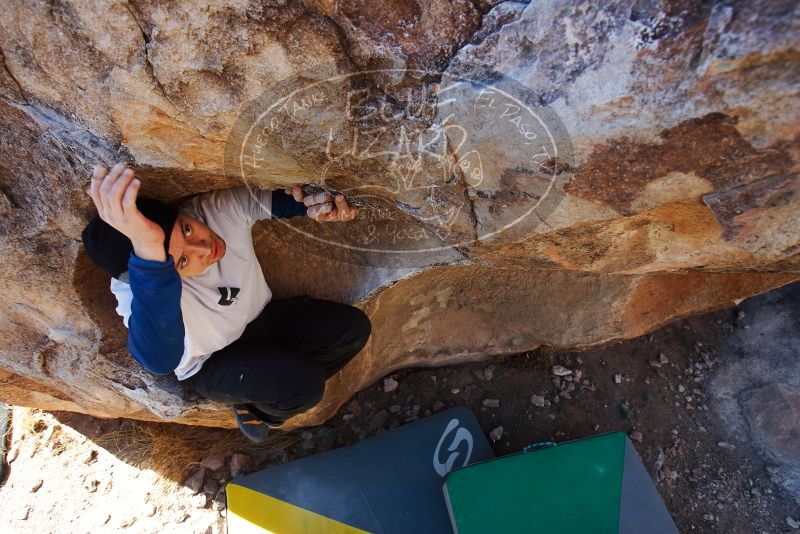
[232,404,270,444]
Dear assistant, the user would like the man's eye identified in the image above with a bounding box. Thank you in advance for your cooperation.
[179,256,187,268]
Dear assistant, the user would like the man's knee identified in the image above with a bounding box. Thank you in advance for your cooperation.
[278,365,326,413]
[298,374,325,410]
[346,306,372,347]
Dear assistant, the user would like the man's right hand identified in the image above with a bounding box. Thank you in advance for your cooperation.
[88,163,167,262]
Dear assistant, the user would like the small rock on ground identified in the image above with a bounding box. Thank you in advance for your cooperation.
[483,366,495,380]
[200,453,225,472]
[347,400,362,416]
[552,365,572,377]
[229,453,252,478]
[530,394,546,407]
[184,467,206,494]
[489,426,504,442]
[369,409,389,430]
[213,487,226,511]
[383,377,398,393]
[190,492,209,509]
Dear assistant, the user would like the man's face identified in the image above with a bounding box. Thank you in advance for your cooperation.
[168,213,226,278]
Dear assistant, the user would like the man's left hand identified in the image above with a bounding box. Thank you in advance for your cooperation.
[284,185,358,222]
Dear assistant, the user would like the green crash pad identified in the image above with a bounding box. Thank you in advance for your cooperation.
[442,432,678,534]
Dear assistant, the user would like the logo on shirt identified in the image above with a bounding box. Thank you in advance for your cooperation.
[217,287,241,306]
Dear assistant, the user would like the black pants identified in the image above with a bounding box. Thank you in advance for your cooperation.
[185,295,371,423]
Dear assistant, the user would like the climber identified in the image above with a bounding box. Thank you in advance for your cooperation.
[81,163,371,443]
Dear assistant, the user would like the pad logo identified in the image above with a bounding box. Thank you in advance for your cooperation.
[433,418,474,477]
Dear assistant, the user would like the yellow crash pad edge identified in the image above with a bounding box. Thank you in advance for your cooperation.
[226,483,372,534]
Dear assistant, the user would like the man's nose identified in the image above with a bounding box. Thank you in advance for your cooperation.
[187,240,211,257]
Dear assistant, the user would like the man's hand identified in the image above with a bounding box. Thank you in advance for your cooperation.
[283,185,358,222]
[88,163,167,262]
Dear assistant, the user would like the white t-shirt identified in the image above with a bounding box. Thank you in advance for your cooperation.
[110,187,276,380]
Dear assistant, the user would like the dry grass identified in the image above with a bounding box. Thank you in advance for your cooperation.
[95,419,301,492]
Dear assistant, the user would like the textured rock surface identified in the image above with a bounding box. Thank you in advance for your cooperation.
[710,283,800,501]
[0,0,797,428]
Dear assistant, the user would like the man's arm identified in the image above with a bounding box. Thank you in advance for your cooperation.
[109,256,185,375]
[269,186,360,221]
[90,163,184,375]
[194,187,308,228]
[281,185,359,222]
[126,252,184,375]
[270,188,308,219]
[194,184,357,226]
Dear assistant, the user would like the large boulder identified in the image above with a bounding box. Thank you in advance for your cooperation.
[0,0,797,429]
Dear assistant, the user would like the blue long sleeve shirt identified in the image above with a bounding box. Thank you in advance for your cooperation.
[124,189,307,375]
[271,189,308,218]
[127,252,184,375]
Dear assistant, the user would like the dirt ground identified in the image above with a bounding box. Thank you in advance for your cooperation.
[1,282,798,533]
